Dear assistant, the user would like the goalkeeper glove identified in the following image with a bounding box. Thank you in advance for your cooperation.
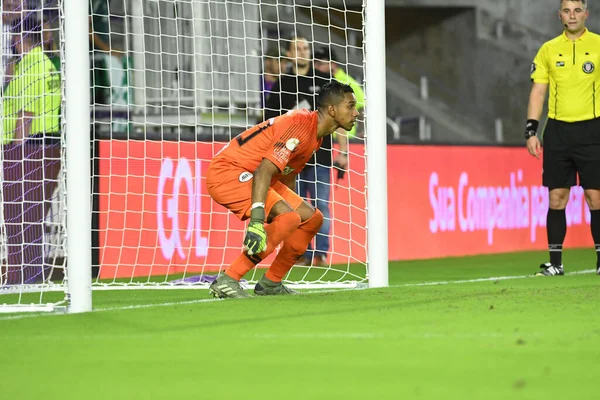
[244,204,267,256]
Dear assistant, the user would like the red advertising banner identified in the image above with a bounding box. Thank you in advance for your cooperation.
[392,145,592,260]
[98,140,366,279]
[98,142,592,279]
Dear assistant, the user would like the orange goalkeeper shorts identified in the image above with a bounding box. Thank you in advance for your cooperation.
[206,159,303,221]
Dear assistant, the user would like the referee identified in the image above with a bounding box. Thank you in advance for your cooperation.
[526,0,600,276]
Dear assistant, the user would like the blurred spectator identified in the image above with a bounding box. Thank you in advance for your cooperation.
[264,37,329,118]
[89,0,129,133]
[260,46,283,109]
[2,16,62,285]
[296,47,364,266]
[42,1,60,71]
[89,0,124,104]
[1,0,22,87]
[314,46,365,137]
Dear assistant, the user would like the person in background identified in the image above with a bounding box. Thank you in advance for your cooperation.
[264,37,342,268]
[313,46,365,137]
[89,0,123,105]
[42,1,61,72]
[1,0,22,87]
[525,0,600,276]
[2,16,61,285]
[296,47,366,266]
[264,37,329,118]
[289,46,358,268]
[260,46,283,109]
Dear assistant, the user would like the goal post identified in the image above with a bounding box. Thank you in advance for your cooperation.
[65,0,92,313]
[0,0,387,313]
[0,0,91,314]
[365,0,389,288]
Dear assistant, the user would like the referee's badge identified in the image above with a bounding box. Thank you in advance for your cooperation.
[530,62,536,74]
[583,61,595,74]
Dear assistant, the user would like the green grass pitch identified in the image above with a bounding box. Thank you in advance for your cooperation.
[1,249,599,400]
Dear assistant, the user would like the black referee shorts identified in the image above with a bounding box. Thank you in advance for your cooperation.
[27,132,61,146]
[542,117,600,190]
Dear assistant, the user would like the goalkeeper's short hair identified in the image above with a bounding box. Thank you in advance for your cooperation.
[317,80,354,109]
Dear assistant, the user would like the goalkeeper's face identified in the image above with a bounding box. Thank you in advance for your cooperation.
[332,93,359,131]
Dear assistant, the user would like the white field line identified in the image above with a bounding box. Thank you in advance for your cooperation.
[394,268,596,288]
[0,298,222,321]
[0,268,596,322]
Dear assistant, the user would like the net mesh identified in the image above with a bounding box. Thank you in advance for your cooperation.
[92,0,367,288]
[1,0,369,311]
[0,0,67,310]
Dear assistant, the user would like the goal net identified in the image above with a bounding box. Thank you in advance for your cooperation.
[1,0,384,312]
[0,0,67,312]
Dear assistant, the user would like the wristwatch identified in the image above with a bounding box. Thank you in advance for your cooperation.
[524,130,537,140]
[524,119,539,140]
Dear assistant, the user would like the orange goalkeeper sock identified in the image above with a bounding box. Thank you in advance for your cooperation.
[225,211,301,280]
[265,209,323,282]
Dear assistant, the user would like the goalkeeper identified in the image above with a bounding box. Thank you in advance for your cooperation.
[206,81,359,298]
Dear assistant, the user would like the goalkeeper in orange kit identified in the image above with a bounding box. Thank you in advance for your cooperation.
[206,81,359,298]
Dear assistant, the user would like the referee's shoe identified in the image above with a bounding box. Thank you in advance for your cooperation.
[535,263,564,277]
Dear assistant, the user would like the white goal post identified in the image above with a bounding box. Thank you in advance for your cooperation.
[65,0,92,313]
[0,0,387,313]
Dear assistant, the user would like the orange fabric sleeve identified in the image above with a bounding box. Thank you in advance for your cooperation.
[263,114,303,171]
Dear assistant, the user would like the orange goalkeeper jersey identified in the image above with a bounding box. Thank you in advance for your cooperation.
[214,109,322,180]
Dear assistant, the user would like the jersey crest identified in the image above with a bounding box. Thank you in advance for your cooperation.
[285,138,300,151]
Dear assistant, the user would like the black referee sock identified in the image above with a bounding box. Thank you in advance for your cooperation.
[547,208,567,266]
[590,210,600,268]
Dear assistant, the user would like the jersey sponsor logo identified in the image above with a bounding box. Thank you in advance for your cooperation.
[273,146,292,165]
[556,61,565,67]
[238,171,253,182]
[583,61,595,74]
[286,138,300,151]
[530,62,536,74]
[282,166,295,175]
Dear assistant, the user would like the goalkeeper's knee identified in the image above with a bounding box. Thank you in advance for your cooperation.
[301,209,323,236]
[285,209,324,256]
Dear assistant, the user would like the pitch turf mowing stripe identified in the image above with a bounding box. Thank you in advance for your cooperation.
[1,255,599,400]
[1,266,595,322]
